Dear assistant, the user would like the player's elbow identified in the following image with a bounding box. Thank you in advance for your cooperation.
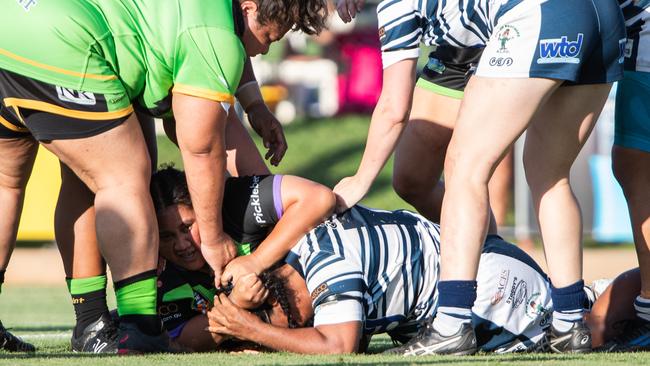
[313,185,336,218]
[322,339,356,354]
[374,96,410,127]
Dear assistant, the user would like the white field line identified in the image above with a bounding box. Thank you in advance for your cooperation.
[20,332,70,340]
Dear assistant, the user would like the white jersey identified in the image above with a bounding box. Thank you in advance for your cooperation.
[286,206,552,352]
[377,0,523,68]
[620,0,650,71]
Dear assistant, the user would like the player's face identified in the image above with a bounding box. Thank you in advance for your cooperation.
[157,204,207,271]
[241,1,289,56]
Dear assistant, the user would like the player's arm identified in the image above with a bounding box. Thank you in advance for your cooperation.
[238,58,288,166]
[221,175,336,285]
[173,95,236,282]
[333,58,417,210]
[174,314,226,352]
[208,293,362,354]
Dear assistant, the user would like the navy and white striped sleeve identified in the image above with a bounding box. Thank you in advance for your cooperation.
[302,229,367,326]
[377,0,423,68]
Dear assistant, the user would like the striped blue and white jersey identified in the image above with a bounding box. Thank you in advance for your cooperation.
[286,205,441,336]
[285,205,552,352]
[619,0,650,71]
[377,0,523,68]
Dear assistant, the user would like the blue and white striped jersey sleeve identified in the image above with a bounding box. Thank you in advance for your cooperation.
[377,0,423,68]
[299,228,367,326]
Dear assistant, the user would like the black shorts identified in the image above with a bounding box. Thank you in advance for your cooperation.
[417,46,484,98]
[0,68,132,141]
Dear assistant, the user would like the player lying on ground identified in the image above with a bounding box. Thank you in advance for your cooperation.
[151,166,334,351]
[150,166,603,354]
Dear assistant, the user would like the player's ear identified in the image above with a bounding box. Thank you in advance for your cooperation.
[240,0,259,16]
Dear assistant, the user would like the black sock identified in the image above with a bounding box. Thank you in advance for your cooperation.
[0,269,5,294]
[66,275,110,338]
[72,289,110,338]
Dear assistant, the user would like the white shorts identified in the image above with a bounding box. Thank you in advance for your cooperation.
[477,0,625,84]
[473,236,552,353]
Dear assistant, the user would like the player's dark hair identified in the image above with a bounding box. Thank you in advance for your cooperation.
[248,0,328,35]
[150,164,192,213]
[260,271,298,328]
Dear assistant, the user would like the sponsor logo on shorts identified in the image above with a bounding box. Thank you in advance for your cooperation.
[537,34,584,64]
[56,86,97,106]
[488,57,514,67]
[525,292,549,320]
[16,0,37,12]
[249,176,267,224]
[378,27,386,41]
[495,25,520,54]
[490,269,510,305]
[506,277,527,309]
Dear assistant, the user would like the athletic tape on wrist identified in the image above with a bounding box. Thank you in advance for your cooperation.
[236,81,264,111]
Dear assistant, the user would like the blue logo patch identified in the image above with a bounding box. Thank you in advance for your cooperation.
[537,34,584,64]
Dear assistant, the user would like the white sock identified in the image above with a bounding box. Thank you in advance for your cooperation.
[432,306,472,337]
[635,296,650,322]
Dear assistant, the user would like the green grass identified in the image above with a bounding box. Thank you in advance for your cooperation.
[157,115,414,211]
[1,286,649,365]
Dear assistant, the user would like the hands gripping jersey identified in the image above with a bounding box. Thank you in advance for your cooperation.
[378,0,625,84]
[286,206,552,353]
[157,175,283,336]
[0,0,246,117]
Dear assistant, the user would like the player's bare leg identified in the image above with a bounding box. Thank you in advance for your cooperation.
[225,110,270,177]
[42,113,169,353]
[393,86,498,233]
[0,136,38,352]
[393,87,456,223]
[605,147,650,351]
[523,83,611,351]
[433,77,560,353]
[55,113,158,353]
[488,150,513,228]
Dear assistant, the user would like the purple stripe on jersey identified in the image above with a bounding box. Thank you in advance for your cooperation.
[273,175,284,219]
[168,321,188,340]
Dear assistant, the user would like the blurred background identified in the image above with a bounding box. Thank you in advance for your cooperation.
[10,1,637,286]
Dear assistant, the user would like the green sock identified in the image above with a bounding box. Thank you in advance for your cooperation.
[114,275,157,316]
[114,270,160,336]
[67,275,107,295]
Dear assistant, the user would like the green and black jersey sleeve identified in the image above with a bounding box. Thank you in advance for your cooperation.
[222,175,284,253]
[157,263,215,337]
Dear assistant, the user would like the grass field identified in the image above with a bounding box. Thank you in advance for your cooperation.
[2,116,644,364]
[1,285,650,365]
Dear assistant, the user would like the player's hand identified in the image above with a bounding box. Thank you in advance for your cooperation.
[200,233,238,288]
[337,0,365,23]
[247,103,288,166]
[333,175,370,212]
[221,253,263,287]
[228,273,269,309]
[208,293,262,339]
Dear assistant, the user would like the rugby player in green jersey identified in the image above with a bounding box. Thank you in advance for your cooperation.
[0,0,327,354]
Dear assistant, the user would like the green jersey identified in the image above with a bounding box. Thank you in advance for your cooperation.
[0,0,246,117]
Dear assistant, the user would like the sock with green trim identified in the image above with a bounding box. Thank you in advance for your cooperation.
[67,275,110,338]
[114,270,161,336]
[0,269,5,294]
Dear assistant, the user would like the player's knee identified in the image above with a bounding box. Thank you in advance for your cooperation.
[392,172,428,203]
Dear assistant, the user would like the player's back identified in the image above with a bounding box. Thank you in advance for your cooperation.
[289,205,442,335]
